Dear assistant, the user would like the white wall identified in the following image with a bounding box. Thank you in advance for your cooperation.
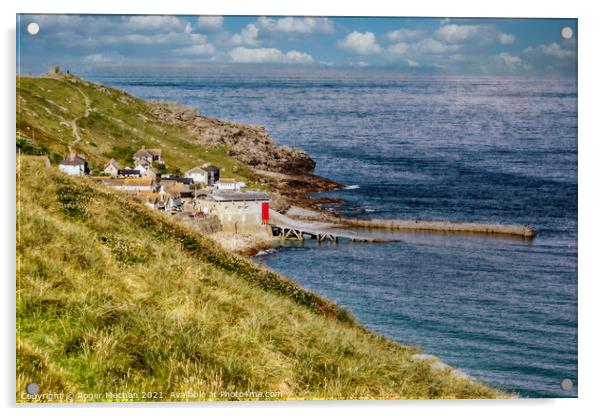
[187,172,207,184]
[59,164,84,176]
[212,200,264,233]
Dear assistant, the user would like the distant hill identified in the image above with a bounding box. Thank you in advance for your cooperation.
[16,156,502,401]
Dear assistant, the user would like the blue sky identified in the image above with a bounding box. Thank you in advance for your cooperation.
[17,15,577,76]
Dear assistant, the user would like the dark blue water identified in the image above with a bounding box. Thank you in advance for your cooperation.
[89,68,577,398]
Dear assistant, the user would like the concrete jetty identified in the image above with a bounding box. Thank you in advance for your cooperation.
[335,218,536,238]
[268,209,398,243]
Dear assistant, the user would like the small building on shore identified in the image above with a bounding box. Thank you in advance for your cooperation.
[133,147,163,165]
[103,159,120,177]
[134,162,150,174]
[160,177,193,193]
[59,151,88,176]
[185,167,208,185]
[206,191,270,233]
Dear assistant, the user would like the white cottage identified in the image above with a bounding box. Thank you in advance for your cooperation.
[103,159,120,177]
[185,167,208,185]
[134,162,150,175]
[59,151,88,176]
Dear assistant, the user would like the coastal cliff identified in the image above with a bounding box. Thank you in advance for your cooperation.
[151,101,317,175]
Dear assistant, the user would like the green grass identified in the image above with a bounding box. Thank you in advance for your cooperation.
[16,75,259,183]
[16,157,505,402]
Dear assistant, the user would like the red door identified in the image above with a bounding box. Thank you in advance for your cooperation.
[261,202,269,224]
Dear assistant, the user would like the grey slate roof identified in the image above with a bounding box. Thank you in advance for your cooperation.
[60,153,86,166]
[210,191,270,202]
[104,158,120,169]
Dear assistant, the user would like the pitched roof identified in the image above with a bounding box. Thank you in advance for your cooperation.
[185,167,207,174]
[123,177,153,186]
[60,152,86,166]
[104,158,120,169]
[133,149,153,158]
[210,191,269,202]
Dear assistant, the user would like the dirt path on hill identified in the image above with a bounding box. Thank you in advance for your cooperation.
[67,85,91,146]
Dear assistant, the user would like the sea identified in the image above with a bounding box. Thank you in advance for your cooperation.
[88,67,578,398]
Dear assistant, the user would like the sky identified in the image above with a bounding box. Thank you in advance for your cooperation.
[17,15,577,77]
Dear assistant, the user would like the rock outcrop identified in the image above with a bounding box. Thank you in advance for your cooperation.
[150,101,316,176]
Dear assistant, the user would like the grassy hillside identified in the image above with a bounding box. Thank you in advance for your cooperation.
[16,156,503,401]
[16,74,257,182]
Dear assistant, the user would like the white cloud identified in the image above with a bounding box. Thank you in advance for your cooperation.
[284,50,315,63]
[498,32,516,45]
[126,15,182,31]
[524,42,576,59]
[435,24,517,47]
[108,32,205,46]
[405,58,420,67]
[175,43,215,56]
[197,16,224,31]
[257,17,334,34]
[387,42,408,56]
[386,28,424,42]
[435,24,483,43]
[228,47,313,64]
[231,23,260,46]
[412,38,460,54]
[81,53,111,63]
[338,31,382,55]
[496,52,529,71]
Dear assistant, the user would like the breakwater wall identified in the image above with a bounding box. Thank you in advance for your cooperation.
[336,218,536,238]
